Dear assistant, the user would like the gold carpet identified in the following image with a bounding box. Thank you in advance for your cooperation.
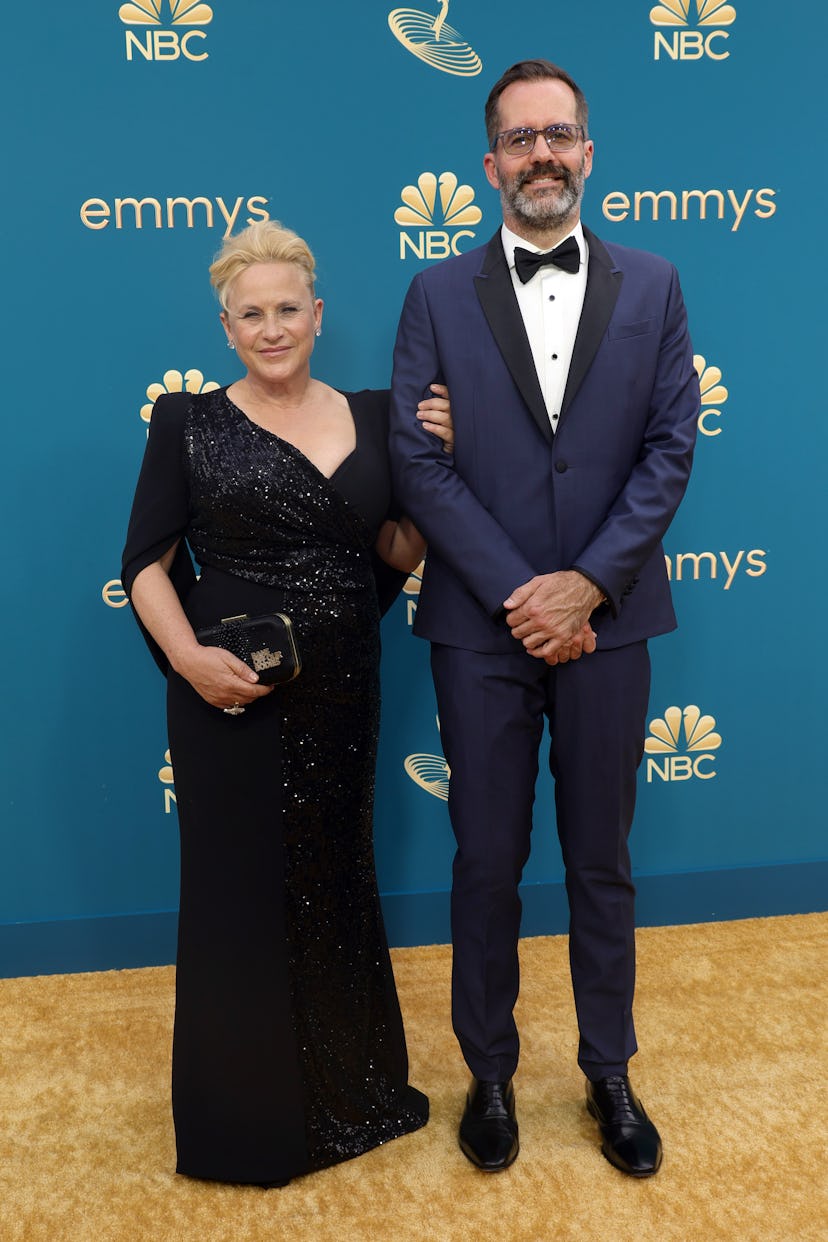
[0,914,825,1242]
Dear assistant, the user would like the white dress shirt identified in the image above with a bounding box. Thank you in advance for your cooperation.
[501,221,588,432]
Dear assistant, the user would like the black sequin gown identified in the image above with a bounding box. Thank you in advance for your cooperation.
[122,387,427,1185]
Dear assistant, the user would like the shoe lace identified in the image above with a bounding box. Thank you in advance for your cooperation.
[476,1081,510,1116]
[601,1075,639,1122]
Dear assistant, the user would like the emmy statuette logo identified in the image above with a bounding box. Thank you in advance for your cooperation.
[645,705,722,782]
[388,0,481,76]
[140,369,220,431]
[158,749,176,812]
[695,355,728,437]
[120,0,213,61]
[405,719,450,801]
[650,0,736,60]
[396,172,482,261]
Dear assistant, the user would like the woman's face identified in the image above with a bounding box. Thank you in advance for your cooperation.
[221,262,323,389]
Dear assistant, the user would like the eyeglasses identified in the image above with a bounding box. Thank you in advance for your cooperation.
[492,124,585,158]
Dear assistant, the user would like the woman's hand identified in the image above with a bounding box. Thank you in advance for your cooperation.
[175,644,273,711]
[417,383,453,454]
[131,554,273,712]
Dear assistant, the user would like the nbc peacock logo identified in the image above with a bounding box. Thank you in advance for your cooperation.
[119,1,213,62]
[404,720,450,801]
[650,0,735,60]
[396,172,482,261]
[158,748,177,812]
[645,704,722,782]
[694,355,729,438]
[139,369,220,431]
[388,1,481,77]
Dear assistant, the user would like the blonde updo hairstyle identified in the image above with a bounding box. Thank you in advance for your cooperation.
[209,220,317,310]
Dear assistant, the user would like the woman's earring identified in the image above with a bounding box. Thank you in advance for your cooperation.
[227,339,235,350]
[315,328,322,338]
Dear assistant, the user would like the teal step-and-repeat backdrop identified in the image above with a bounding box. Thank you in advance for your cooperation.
[1,1,825,975]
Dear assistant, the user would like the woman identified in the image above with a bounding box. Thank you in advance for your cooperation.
[122,221,453,1186]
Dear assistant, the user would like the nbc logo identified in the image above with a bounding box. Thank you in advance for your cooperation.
[645,704,721,782]
[694,355,729,437]
[404,720,450,800]
[396,172,482,261]
[119,1,213,62]
[140,369,220,430]
[388,0,481,77]
[650,0,735,60]
[158,749,177,812]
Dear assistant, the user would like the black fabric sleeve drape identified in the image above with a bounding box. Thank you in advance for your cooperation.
[121,392,196,675]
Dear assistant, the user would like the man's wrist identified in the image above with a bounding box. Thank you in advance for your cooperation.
[572,569,607,611]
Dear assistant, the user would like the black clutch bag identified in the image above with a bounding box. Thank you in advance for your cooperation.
[195,612,301,685]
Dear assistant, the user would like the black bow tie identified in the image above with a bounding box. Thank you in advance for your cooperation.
[514,237,581,283]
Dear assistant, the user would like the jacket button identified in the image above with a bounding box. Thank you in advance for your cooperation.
[555,460,568,473]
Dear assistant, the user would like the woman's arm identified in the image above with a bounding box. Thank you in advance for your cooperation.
[374,516,426,573]
[130,545,271,710]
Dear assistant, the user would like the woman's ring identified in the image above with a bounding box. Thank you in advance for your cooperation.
[223,702,245,716]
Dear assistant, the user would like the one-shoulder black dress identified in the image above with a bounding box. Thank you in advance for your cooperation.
[122,387,427,1185]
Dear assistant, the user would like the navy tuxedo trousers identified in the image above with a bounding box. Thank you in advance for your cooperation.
[430,639,651,1082]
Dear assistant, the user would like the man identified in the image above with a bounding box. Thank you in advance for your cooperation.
[389,59,699,1177]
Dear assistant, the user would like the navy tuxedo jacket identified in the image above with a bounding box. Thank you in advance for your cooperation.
[389,226,700,653]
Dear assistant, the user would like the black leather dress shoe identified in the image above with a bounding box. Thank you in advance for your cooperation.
[458,1078,519,1171]
[585,1075,663,1177]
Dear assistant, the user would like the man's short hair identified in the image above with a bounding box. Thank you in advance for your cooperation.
[485,59,590,148]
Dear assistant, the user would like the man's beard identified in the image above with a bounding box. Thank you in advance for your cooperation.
[499,158,585,229]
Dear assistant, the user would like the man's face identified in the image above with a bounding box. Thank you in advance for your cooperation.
[483,79,594,234]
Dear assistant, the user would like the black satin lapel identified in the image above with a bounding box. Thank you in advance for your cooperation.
[560,228,623,421]
[474,235,552,443]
